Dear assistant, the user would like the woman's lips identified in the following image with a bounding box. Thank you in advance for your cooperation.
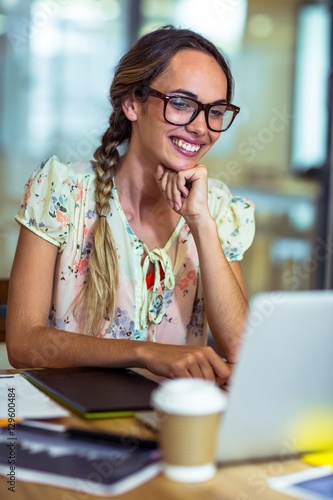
[170,137,204,156]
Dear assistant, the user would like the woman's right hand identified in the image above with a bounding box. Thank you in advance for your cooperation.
[138,342,231,386]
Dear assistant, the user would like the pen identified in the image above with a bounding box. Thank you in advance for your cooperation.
[0,419,22,427]
[16,421,158,448]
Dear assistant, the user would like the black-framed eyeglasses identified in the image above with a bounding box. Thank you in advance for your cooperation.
[138,86,240,132]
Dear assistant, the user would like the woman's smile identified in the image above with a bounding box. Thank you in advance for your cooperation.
[170,136,204,155]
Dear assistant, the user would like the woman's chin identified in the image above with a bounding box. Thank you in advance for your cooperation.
[163,158,200,172]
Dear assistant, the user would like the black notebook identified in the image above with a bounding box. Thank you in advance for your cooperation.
[22,367,159,419]
[0,423,161,496]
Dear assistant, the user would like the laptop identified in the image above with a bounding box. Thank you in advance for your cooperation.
[216,290,333,463]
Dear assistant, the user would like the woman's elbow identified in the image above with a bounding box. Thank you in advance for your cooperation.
[6,340,30,368]
[6,327,36,369]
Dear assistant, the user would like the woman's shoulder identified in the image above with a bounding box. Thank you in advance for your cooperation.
[19,154,96,219]
[207,177,254,210]
[207,177,255,260]
[207,177,235,208]
[207,176,255,229]
[35,155,96,183]
[16,156,97,250]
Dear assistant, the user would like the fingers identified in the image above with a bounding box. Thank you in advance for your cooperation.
[154,164,209,217]
[198,347,231,385]
[206,347,231,380]
[144,343,230,385]
[189,347,231,384]
[155,165,189,211]
[165,177,187,211]
[170,350,216,381]
[155,164,165,181]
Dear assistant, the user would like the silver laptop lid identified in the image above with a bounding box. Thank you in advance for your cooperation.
[217,290,333,463]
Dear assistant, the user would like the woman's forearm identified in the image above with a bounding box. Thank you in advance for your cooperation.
[189,217,248,362]
[7,324,144,369]
[7,323,231,384]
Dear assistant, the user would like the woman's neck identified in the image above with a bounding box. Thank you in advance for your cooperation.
[113,153,181,248]
[114,153,163,209]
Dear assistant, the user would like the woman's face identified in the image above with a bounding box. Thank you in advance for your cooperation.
[128,49,229,172]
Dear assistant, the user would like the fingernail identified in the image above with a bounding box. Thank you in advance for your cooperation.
[168,199,174,208]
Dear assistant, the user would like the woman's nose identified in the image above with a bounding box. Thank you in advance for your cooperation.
[185,110,207,135]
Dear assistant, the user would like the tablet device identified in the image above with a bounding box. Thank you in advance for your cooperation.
[22,367,159,419]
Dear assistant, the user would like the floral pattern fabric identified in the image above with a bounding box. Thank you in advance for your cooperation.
[16,156,255,345]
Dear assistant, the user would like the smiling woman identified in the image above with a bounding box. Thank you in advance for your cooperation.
[6,26,255,384]
[120,50,228,173]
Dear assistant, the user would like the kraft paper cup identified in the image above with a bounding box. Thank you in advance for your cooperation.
[151,379,228,483]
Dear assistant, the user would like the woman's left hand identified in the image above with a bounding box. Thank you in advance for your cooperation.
[155,163,210,223]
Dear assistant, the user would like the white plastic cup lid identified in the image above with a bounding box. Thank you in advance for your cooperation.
[151,378,228,416]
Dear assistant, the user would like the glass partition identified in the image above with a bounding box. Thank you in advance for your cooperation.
[0,0,331,299]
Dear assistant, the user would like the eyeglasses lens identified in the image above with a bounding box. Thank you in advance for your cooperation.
[165,97,233,132]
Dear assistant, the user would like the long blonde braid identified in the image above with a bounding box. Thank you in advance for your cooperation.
[74,110,130,335]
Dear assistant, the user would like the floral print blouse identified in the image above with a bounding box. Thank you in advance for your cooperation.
[16,156,255,345]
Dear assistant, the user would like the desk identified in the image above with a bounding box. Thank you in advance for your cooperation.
[0,370,311,500]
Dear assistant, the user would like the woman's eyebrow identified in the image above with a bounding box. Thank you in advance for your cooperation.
[169,88,228,103]
[169,88,198,98]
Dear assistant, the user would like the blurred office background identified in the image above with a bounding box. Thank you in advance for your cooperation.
[1,0,333,299]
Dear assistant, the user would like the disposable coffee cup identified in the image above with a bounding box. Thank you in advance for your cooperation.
[151,378,228,483]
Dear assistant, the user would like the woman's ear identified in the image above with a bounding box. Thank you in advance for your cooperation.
[122,96,139,122]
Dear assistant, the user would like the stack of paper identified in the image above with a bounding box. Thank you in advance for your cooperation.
[0,373,69,420]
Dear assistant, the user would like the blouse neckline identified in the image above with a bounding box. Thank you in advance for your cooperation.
[111,177,184,331]
[111,176,185,254]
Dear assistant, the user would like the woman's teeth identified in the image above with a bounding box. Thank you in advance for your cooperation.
[172,138,201,152]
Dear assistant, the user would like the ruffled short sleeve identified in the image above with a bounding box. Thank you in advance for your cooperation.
[15,155,75,251]
[208,178,255,261]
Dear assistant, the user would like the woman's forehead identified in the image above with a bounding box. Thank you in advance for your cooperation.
[152,50,228,100]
